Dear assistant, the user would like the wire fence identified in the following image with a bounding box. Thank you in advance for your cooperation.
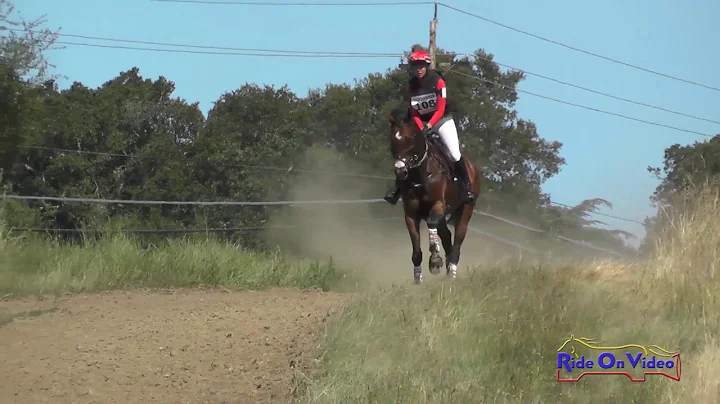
[7,142,640,258]
[7,216,399,234]
[474,209,625,257]
[16,144,645,224]
[0,194,387,206]
[467,226,539,255]
[1,193,631,258]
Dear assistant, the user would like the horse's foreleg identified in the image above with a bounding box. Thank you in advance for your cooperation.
[404,214,423,283]
[447,204,474,279]
[426,200,446,275]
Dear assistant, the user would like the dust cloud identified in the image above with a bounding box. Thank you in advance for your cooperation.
[261,147,526,289]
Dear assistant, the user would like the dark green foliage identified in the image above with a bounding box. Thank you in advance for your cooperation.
[641,135,720,254]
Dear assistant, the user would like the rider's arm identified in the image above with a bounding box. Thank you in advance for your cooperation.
[428,78,447,127]
[409,88,425,130]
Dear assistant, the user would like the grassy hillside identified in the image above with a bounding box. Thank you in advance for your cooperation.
[298,183,720,403]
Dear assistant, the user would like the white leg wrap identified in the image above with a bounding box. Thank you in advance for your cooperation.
[428,228,440,253]
[413,265,423,282]
[447,263,457,278]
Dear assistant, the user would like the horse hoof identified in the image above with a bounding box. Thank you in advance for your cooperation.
[429,255,443,275]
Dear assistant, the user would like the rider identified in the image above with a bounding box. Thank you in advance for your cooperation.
[383,48,475,205]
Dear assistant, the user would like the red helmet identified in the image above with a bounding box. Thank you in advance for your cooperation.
[409,49,431,65]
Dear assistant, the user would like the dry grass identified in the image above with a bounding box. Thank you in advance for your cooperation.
[298,181,720,403]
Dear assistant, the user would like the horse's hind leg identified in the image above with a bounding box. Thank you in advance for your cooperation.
[427,201,445,275]
[437,221,453,274]
[404,214,423,283]
[446,204,474,279]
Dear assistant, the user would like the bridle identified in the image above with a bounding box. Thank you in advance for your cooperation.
[393,127,428,170]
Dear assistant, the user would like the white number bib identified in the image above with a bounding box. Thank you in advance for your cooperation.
[411,93,438,115]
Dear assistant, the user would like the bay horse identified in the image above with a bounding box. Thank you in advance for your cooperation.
[388,107,481,283]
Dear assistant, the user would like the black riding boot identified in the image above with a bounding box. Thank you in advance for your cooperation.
[383,180,402,205]
[454,157,475,203]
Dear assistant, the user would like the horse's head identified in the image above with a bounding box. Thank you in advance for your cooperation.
[388,107,428,180]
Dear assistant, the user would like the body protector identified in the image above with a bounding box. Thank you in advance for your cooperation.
[408,69,461,162]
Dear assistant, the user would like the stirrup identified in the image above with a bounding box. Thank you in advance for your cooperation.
[384,187,401,205]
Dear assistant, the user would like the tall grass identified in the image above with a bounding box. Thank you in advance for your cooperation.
[0,231,340,296]
[298,181,720,403]
[639,180,720,403]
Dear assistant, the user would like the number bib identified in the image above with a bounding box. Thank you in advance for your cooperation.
[410,93,438,115]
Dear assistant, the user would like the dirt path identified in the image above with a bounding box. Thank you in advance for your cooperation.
[0,288,349,404]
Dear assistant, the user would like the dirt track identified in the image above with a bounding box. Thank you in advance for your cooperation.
[0,288,349,404]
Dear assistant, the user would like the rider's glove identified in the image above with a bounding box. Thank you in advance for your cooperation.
[423,123,435,138]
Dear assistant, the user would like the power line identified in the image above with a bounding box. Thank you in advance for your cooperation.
[53,43,715,137]
[150,0,433,5]
[10,29,400,57]
[55,41,397,58]
[17,145,643,224]
[463,53,720,126]
[450,70,714,138]
[438,3,720,94]
[43,33,714,136]
[17,27,717,126]
[148,0,720,92]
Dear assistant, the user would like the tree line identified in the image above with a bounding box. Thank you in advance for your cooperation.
[3,1,713,256]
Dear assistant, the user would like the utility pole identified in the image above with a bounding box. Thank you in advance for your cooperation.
[429,1,437,69]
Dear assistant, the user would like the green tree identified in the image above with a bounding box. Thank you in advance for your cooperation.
[191,83,315,245]
[7,68,205,233]
[647,135,720,205]
[641,135,720,253]
[0,0,62,84]
[0,63,23,177]
[540,198,636,253]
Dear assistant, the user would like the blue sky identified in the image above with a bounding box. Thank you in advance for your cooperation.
[14,0,720,246]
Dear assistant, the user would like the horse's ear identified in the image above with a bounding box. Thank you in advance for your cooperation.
[390,105,408,125]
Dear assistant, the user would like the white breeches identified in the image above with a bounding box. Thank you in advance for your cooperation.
[436,119,461,162]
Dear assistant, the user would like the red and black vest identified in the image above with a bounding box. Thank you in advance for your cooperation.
[408,69,454,121]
